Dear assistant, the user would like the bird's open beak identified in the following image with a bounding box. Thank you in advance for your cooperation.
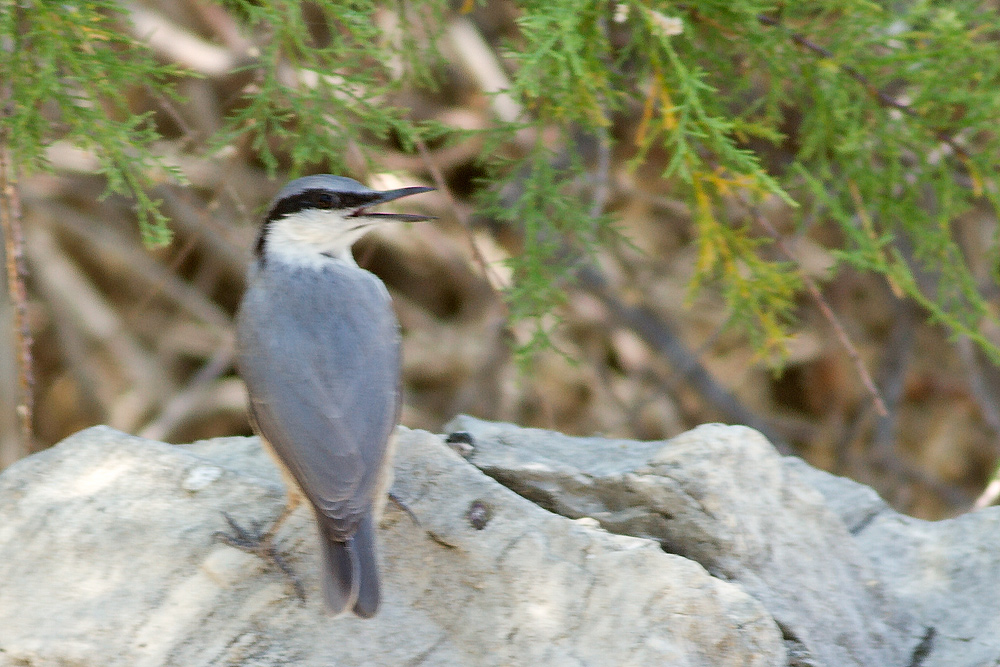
[348,186,436,223]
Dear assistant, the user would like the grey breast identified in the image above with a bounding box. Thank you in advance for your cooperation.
[235,260,401,535]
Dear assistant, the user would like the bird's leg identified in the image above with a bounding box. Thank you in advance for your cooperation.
[216,492,300,548]
[214,491,306,602]
[387,491,420,526]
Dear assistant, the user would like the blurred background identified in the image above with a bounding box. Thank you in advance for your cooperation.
[2,0,999,520]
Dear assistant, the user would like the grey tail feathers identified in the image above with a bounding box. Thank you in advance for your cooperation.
[317,512,381,618]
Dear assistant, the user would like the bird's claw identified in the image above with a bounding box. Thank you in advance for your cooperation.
[214,511,306,603]
[388,491,420,526]
[213,512,269,550]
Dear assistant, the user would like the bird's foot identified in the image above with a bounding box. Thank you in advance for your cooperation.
[214,512,306,602]
[388,491,421,526]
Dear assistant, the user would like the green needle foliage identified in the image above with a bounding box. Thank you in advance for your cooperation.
[0,0,184,246]
[485,0,1000,361]
[211,0,450,175]
[4,0,1000,363]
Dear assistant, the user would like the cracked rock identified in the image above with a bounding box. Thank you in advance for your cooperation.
[447,415,1000,667]
[0,424,783,667]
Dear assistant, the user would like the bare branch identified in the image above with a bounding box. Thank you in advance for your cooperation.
[754,13,970,162]
[415,137,508,297]
[746,205,889,417]
[0,114,33,450]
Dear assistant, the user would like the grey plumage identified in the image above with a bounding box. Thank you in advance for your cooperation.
[272,174,378,199]
[237,259,400,616]
[233,174,430,617]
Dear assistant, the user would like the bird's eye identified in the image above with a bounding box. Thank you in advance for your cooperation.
[313,192,337,209]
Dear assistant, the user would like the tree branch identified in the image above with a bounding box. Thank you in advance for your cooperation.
[0,106,33,450]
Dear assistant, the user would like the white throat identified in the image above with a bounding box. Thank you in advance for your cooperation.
[263,208,371,268]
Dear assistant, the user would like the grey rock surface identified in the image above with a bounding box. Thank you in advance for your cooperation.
[0,425,783,667]
[788,459,1000,667]
[446,415,998,667]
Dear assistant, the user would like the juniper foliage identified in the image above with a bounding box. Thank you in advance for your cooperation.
[3,0,1000,362]
[0,0,184,246]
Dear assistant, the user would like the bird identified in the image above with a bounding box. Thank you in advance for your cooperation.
[223,174,433,617]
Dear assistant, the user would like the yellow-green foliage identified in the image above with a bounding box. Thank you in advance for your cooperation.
[0,0,184,246]
[4,0,1000,361]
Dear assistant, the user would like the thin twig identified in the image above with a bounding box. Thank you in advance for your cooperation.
[957,338,1000,474]
[575,265,792,452]
[40,201,231,332]
[754,14,969,161]
[156,185,250,278]
[872,296,917,460]
[46,297,112,419]
[445,17,523,126]
[138,342,235,442]
[414,137,506,296]
[747,205,889,417]
[25,225,167,432]
[957,337,1000,438]
[0,116,33,447]
[875,447,974,511]
[187,1,253,53]
[588,126,612,220]
[125,2,237,77]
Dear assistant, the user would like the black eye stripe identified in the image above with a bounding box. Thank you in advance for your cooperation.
[255,189,382,260]
[263,189,378,225]
[313,191,337,208]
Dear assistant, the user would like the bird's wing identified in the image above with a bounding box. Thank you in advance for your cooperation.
[235,264,400,532]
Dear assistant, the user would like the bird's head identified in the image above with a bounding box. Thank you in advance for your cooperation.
[255,175,434,267]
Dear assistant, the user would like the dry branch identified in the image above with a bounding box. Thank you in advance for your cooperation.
[0,131,33,450]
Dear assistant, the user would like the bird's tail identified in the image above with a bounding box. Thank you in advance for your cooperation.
[317,512,381,618]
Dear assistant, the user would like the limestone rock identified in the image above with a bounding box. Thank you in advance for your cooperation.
[0,425,783,667]
[788,458,1000,667]
[447,416,999,667]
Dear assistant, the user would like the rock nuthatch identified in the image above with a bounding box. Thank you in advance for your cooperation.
[229,174,432,617]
